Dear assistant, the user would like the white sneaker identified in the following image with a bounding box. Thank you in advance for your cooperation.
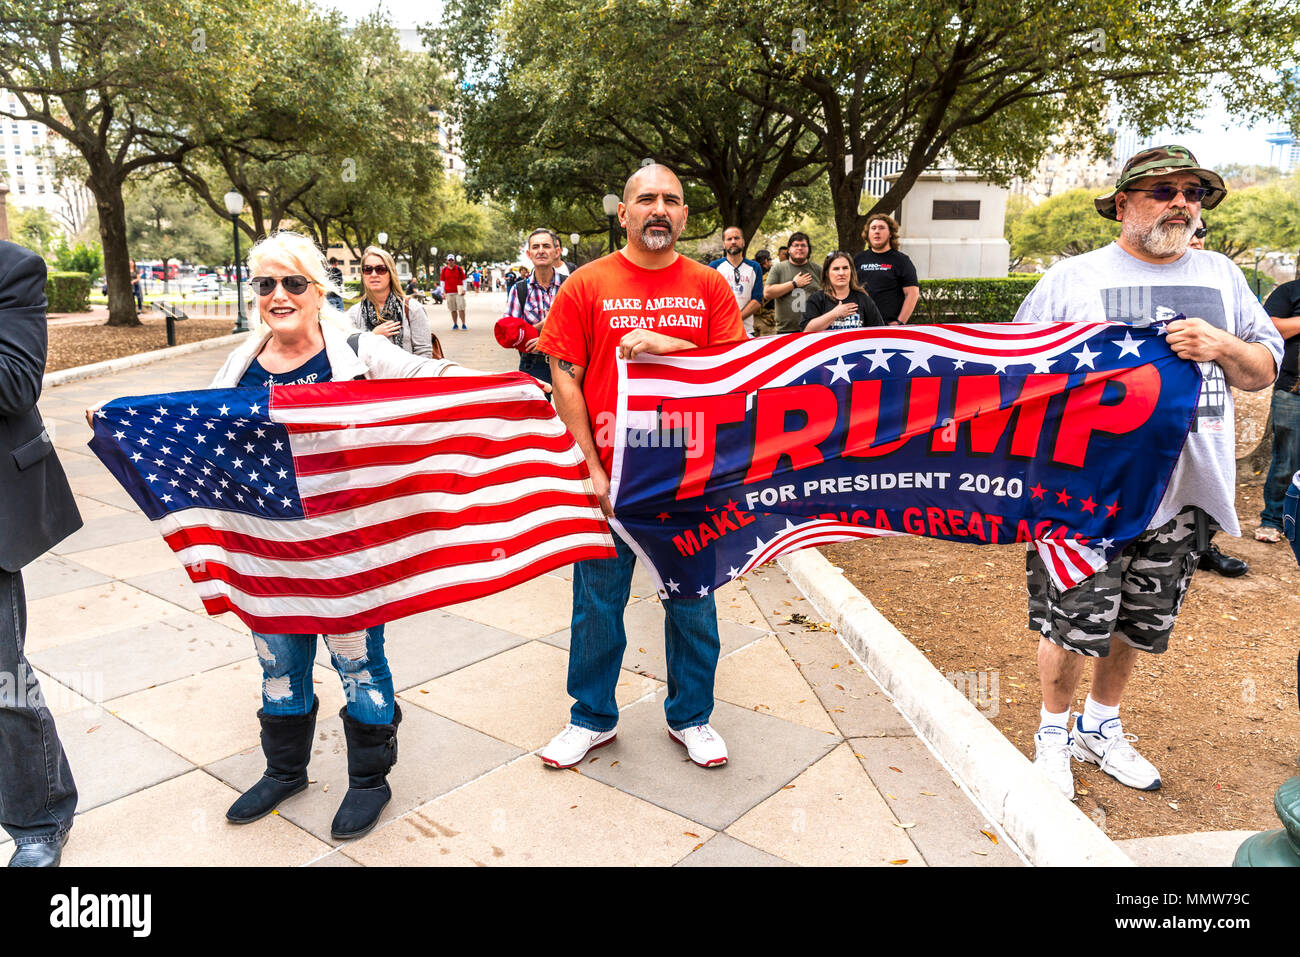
[539,723,617,769]
[668,723,728,768]
[1033,725,1075,799]
[1070,714,1161,791]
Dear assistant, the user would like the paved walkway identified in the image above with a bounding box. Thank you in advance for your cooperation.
[6,293,1021,866]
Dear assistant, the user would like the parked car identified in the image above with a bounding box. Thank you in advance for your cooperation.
[193,276,221,294]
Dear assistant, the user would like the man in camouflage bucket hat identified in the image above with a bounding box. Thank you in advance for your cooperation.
[1013,144,1282,800]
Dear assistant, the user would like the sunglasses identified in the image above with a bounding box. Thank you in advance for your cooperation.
[362,263,389,275]
[1126,184,1216,204]
[1193,226,1208,239]
[250,275,311,296]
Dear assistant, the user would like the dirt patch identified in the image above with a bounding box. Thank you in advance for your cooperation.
[824,388,1300,841]
[46,318,236,373]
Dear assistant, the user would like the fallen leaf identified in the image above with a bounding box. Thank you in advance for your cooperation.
[692,843,704,852]
[972,849,988,856]
[889,859,908,865]
[853,753,867,759]
[782,784,796,790]
[886,792,897,800]
[980,829,998,845]
[86,726,100,734]
[610,761,619,767]
[323,784,330,792]
[893,821,917,829]
[684,831,699,838]
[835,684,845,691]
[1168,801,1180,810]
[920,790,936,796]
[570,805,578,809]
[830,663,840,669]
[889,766,902,773]
[638,647,646,653]
[419,688,429,694]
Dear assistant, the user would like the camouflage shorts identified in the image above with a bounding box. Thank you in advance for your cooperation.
[1026,507,1215,657]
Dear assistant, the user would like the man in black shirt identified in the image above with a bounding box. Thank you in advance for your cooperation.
[854,213,919,325]
[1257,276,1300,542]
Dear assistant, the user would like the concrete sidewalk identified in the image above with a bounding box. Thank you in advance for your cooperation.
[4,293,1021,867]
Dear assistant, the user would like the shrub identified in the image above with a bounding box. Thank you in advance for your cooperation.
[52,241,104,282]
[910,276,1043,324]
[46,271,91,313]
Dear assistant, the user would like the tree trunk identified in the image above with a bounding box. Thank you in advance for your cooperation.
[89,171,139,327]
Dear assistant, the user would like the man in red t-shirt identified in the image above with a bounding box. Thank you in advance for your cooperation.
[537,164,744,770]
[439,254,467,330]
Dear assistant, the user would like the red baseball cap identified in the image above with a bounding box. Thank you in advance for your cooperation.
[494,315,539,352]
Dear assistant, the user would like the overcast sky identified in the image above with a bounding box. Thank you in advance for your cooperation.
[318,0,1293,170]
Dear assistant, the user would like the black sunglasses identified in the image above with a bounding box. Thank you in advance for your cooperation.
[361,263,389,275]
[1126,184,1216,204]
[250,275,311,296]
[1193,226,1208,239]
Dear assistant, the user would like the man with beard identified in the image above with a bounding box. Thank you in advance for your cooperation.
[536,164,745,770]
[1014,146,1283,800]
[762,232,821,336]
[708,226,763,336]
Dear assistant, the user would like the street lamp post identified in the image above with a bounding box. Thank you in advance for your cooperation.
[602,193,620,254]
[377,231,388,247]
[224,190,248,333]
[1253,247,1266,301]
[569,232,580,266]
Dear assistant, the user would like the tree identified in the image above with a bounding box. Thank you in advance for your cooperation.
[1010,189,1119,263]
[433,0,826,252]
[8,207,62,259]
[124,176,231,273]
[0,1,257,325]
[707,0,1300,251]
[1208,172,1300,269]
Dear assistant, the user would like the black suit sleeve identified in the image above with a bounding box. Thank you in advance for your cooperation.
[0,247,49,418]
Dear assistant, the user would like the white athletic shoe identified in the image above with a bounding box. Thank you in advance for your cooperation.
[1033,725,1075,799]
[539,723,617,769]
[668,723,728,767]
[1070,715,1161,791]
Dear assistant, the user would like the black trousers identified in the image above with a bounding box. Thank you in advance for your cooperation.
[0,568,77,846]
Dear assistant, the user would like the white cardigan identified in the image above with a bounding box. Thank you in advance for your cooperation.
[210,321,458,388]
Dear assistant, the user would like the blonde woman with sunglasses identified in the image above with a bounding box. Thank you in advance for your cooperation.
[204,231,491,840]
[347,245,437,358]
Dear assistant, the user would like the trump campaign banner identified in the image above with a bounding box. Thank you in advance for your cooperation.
[608,322,1202,599]
[88,374,614,634]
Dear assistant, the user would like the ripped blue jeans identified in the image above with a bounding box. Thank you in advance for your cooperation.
[251,625,394,724]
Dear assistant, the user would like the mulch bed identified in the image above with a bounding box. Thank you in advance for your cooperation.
[823,387,1300,841]
[46,317,236,373]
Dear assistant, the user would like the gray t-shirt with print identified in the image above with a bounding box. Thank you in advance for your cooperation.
[766,259,823,334]
[1014,243,1283,536]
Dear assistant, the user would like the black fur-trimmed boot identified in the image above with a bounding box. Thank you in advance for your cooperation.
[330,704,401,840]
[226,697,319,824]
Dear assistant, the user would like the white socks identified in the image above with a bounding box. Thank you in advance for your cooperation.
[1038,705,1070,732]
[1081,695,1120,733]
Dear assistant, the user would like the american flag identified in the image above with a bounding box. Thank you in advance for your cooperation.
[610,322,1201,595]
[89,374,615,633]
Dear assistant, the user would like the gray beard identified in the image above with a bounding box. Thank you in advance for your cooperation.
[1129,217,1195,258]
[639,227,676,251]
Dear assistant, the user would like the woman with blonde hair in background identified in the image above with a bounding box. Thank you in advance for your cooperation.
[348,245,439,358]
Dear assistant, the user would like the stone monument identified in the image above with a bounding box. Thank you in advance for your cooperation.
[888,170,1010,280]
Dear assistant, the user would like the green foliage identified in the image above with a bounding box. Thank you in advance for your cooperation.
[1236,267,1276,303]
[1208,171,1300,262]
[45,271,91,312]
[910,277,1043,325]
[8,207,62,259]
[1009,189,1120,263]
[124,177,231,265]
[52,241,103,282]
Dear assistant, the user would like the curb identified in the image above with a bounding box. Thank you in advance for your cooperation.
[780,547,1134,867]
[44,332,250,389]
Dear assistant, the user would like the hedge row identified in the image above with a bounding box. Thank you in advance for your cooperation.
[46,271,91,314]
[910,276,1042,324]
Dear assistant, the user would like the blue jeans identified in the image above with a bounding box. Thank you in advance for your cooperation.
[0,569,77,846]
[252,624,394,724]
[569,534,720,732]
[1261,388,1300,529]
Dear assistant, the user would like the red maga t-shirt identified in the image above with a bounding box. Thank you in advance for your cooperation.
[539,251,744,475]
[440,265,465,294]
